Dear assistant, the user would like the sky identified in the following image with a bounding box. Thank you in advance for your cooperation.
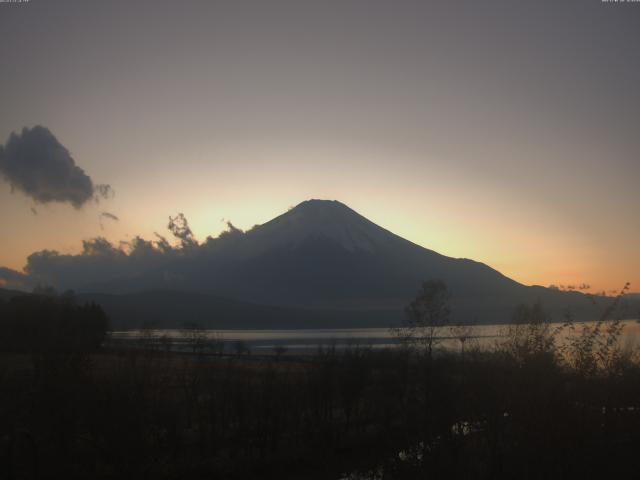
[0,0,638,294]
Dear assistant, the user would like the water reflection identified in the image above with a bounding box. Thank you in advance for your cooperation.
[109,319,640,355]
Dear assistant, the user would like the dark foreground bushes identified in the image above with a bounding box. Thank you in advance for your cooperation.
[1,341,640,480]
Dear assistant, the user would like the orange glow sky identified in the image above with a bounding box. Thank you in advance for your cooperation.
[1,1,638,294]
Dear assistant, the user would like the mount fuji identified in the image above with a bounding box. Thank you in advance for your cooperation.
[69,199,616,328]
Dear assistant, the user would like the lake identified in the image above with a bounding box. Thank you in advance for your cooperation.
[109,319,640,355]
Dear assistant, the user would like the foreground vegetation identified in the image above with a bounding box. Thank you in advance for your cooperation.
[1,339,640,478]
[1,287,640,479]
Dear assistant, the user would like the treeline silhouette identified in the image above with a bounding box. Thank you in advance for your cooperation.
[0,291,108,352]
[1,287,640,479]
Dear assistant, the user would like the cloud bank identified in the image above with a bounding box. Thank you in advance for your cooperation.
[1,214,247,292]
[0,126,112,208]
[0,267,34,291]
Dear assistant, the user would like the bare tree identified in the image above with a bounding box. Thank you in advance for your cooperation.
[139,321,159,351]
[233,340,249,356]
[449,323,474,358]
[273,344,288,359]
[561,282,631,376]
[181,321,208,355]
[207,331,225,356]
[500,300,556,364]
[394,280,451,358]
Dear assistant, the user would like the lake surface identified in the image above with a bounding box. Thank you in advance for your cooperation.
[109,319,640,355]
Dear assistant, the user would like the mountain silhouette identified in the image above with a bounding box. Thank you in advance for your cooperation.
[66,199,627,327]
[196,199,522,306]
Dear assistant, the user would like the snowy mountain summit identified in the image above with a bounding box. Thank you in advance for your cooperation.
[250,199,398,253]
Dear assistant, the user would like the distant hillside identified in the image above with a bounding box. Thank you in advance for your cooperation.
[2,285,636,330]
[85,289,639,330]
[79,290,393,330]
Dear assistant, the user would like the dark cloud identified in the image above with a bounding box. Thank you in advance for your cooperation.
[0,267,33,291]
[0,126,112,209]
[218,220,244,240]
[24,244,128,291]
[10,214,214,291]
[168,213,196,248]
[0,212,254,292]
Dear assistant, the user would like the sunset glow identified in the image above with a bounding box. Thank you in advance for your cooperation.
[1,1,638,295]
